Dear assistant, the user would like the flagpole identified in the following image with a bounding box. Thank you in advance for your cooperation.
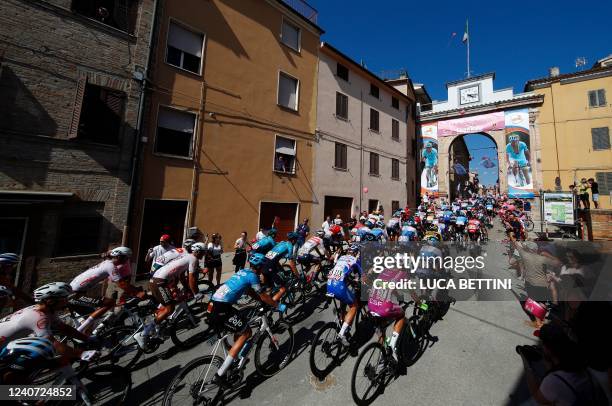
[466,19,470,78]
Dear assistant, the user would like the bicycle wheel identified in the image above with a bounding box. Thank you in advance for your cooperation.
[351,342,387,406]
[525,219,535,232]
[254,321,294,377]
[309,321,342,380]
[98,325,143,370]
[162,355,224,406]
[169,308,205,349]
[75,364,132,406]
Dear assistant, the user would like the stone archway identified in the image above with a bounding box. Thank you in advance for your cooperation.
[437,129,508,198]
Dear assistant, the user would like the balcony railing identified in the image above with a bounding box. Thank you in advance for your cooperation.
[280,0,318,24]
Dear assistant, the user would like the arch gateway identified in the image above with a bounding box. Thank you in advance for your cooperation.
[418,73,544,201]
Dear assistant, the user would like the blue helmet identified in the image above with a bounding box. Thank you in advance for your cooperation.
[0,253,20,265]
[287,232,299,240]
[248,253,266,268]
[0,337,56,371]
[364,220,374,228]
[267,228,277,238]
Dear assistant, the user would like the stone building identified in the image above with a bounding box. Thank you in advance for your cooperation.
[0,0,155,288]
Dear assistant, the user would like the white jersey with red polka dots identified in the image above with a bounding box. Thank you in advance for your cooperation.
[152,254,199,282]
[70,260,131,293]
[152,248,187,270]
[0,305,55,348]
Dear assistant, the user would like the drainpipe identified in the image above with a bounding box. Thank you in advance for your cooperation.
[187,81,206,235]
[549,85,562,182]
[359,89,364,214]
[123,0,159,247]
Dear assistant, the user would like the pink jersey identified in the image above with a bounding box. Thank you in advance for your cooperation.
[70,260,131,292]
[152,254,199,282]
[0,305,55,347]
[368,269,408,319]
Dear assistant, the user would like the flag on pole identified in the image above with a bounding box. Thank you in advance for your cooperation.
[462,19,469,43]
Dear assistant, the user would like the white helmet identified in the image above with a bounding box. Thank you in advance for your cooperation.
[182,239,196,249]
[33,282,72,303]
[0,285,13,298]
[191,242,207,253]
[110,246,132,258]
[334,218,343,225]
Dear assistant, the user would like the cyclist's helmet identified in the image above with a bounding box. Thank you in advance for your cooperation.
[375,221,385,229]
[425,141,433,148]
[393,210,403,218]
[110,246,132,258]
[267,228,277,238]
[364,220,374,229]
[316,229,325,238]
[509,134,520,142]
[182,239,196,249]
[191,242,207,253]
[0,253,20,265]
[248,253,266,268]
[0,337,57,371]
[329,225,342,235]
[334,218,343,225]
[33,282,72,303]
[0,285,13,298]
[348,244,360,254]
[287,232,299,241]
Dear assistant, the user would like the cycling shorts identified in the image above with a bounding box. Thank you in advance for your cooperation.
[368,300,404,320]
[149,279,175,306]
[68,294,103,315]
[326,283,355,306]
[208,301,248,334]
[261,258,285,288]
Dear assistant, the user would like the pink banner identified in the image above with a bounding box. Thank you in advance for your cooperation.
[437,111,504,136]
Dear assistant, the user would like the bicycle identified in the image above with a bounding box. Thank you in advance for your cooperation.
[309,292,371,380]
[161,305,294,405]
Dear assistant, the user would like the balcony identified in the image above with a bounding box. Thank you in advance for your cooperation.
[280,0,318,24]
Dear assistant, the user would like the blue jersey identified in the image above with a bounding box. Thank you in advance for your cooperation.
[422,148,438,167]
[370,228,385,240]
[506,141,528,166]
[455,216,468,226]
[251,236,275,254]
[264,241,295,264]
[327,255,361,290]
[212,269,261,304]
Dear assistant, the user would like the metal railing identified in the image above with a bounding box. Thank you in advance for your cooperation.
[280,0,318,24]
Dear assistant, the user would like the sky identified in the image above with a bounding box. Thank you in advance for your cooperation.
[307,0,611,186]
[309,0,612,102]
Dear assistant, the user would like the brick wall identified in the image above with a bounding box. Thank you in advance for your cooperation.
[585,210,612,241]
[0,0,155,288]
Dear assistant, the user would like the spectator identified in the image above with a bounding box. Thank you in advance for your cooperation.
[588,178,599,209]
[232,231,250,273]
[322,216,331,234]
[206,233,223,288]
[296,218,309,249]
[578,178,590,210]
[275,155,288,172]
[145,234,175,273]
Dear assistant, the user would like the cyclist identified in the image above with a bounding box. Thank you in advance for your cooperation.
[398,223,418,242]
[367,267,409,361]
[386,213,402,242]
[421,142,438,188]
[262,232,300,302]
[250,229,277,255]
[0,283,92,362]
[0,253,33,307]
[0,337,58,384]
[151,239,196,273]
[326,244,362,346]
[208,253,286,386]
[137,242,207,345]
[296,230,330,284]
[506,133,531,186]
[69,247,142,333]
[454,210,468,242]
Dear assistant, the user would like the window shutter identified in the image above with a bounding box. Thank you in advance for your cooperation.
[336,93,342,117]
[589,91,597,107]
[598,89,606,106]
[596,172,612,195]
[592,127,610,150]
[68,76,87,139]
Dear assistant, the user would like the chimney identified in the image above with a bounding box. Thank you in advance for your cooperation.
[548,66,560,77]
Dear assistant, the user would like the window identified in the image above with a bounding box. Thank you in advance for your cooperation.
[368,199,379,213]
[155,107,196,158]
[274,136,296,174]
[392,119,400,140]
[77,83,125,144]
[335,92,348,119]
[336,63,349,81]
[595,172,612,195]
[588,89,607,108]
[370,109,379,132]
[55,203,104,256]
[392,200,400,212]
[334,142,347,169]
[166,22,204,74]
[280,18,300,51]
[369,152,379,175]
[392,158,400,180]
[278,72,299,111]
[72,0,139,33]
[370,84,379,99]
[392,96,399,109]
[592,127,611,150]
